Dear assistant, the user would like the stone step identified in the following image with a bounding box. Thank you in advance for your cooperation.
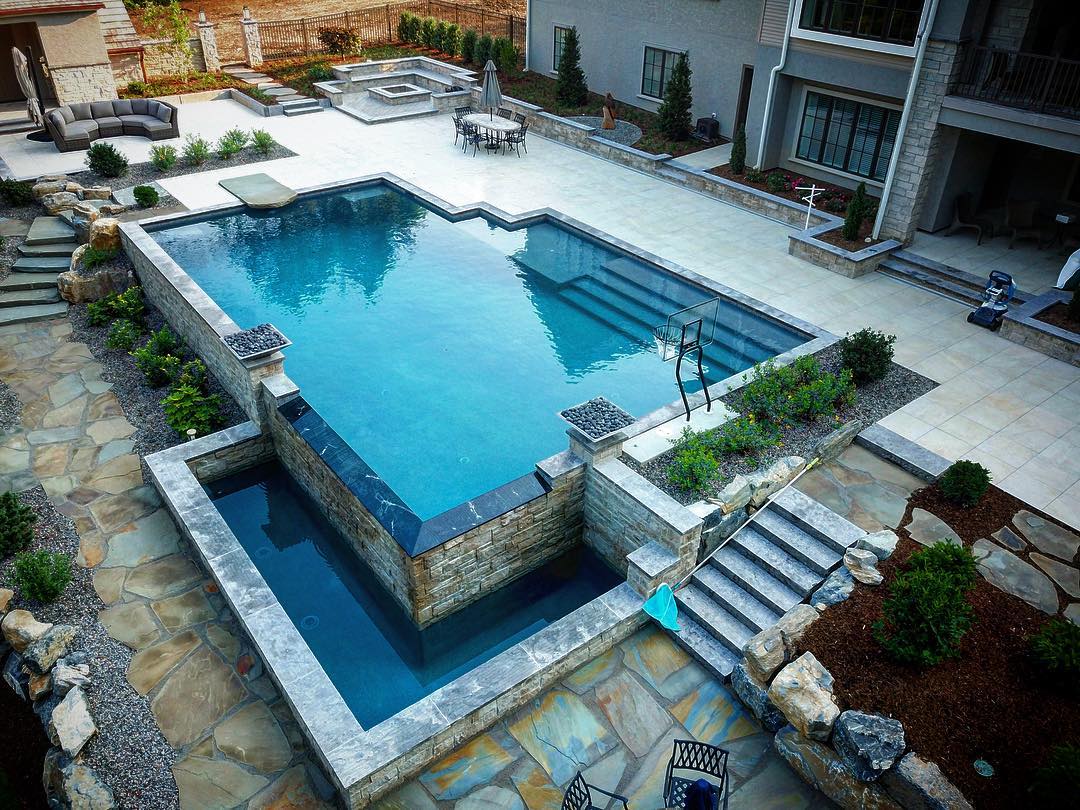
[670,614,740,681]
[675,585,754,655]
[282,105,323,117]
[691,565,780,633]
[878,261,985,307]
[12,255,71,272]
[854,424,949,482]
[0,118,36,136]
[0,272,59,291]
[730,528,821,596]
[18,241,78,258]
[889,249,1032,304]
[753,508,842,576]
[25,216,75,246]
[770,487,865,554]
[0,302,67,326]
[711,547,802,616]
[0,288,60,308]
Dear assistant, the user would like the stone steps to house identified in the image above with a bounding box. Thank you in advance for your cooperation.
[750,508,842,576]
[711,545,803,616]
[0,118,36,136]
[671,614,741,678]
[675,585,754,655]
[24,216,76,246]
[878,249,1032,308]
[281,99,323,117]
[0,302,67,326]
[0,288,60,308]
[0,272,59,292]
[18,241,78,258]
[12,255,71,273]
[728,528,822,596]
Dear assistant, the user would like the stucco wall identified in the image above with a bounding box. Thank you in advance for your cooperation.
[36,12,110,69]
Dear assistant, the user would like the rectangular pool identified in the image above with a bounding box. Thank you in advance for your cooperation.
[151,185,803,521]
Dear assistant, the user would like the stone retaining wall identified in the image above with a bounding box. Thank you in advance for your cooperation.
[1001,290,1080,366]
[788,228,901,278]
[142,37,208,78]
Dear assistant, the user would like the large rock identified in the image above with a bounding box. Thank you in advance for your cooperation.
[711,475,751,514]
[767,652,839,741]
[833,711,905,781]
[42,192,79,215]
[812,568,856,611]
[70,202,99,243]
[48,686,97,757]
[89,218,121,252]
[32,178,67,198]
[3,609,53,653]
[730,661,786,732]
[23,624,78,674]
[81,186,113,201]
[57,265,131,304]
[774,726,902,810]
[746,457,806,507]
[903,509,961,547]
[743,604,819,682]
[43,748,116,810]
[858,530,899,561]
[881,753,972,810]
[52,663,91,696]
[811,419,862,462]
[0,587,13,614]
[972,539,1058,614]
[1012,510,1080,561]
[844,548,883,586]
[3,651,30,701]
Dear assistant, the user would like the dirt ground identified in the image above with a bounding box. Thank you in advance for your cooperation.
[131,0,526,63]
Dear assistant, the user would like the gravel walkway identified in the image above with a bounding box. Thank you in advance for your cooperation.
[569,116,643,146]
[0,379,21,433]
[0,488,178,810]
[628,344,937,504]
[75,144,296,189]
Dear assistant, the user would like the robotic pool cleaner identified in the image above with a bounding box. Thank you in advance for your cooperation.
[967,270,1016,331]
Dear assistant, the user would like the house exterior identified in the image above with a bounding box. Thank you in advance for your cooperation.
[525,0,1080,243]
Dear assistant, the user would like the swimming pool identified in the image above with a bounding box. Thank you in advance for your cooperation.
[151,185,803,521]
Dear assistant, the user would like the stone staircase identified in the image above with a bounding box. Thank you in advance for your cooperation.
[0,216,76,326]
[222,65,324,116]
[670,487,865,680]
[878,249,1031,308]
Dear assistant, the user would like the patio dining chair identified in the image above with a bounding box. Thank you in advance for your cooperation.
[504,122,529,156]
[561,772,629,810]
[497,107,513,120]
[663,740,729,810]
[945,192,994,245]
[453,115,467,146]
[454,106,473,118]
[514,112,527,125]
[1005,200,1049,250]
[460,121,485,155]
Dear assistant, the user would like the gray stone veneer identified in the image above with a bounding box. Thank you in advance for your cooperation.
[1001,290,1080,366]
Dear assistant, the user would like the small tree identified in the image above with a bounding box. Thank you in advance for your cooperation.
[842,181,869,241]
[555,26,588,107]
[729,127,747,174]
[657,53,693,140]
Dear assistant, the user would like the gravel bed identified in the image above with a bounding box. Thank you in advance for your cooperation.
[0,379,21,433]
[627,343,937,504]
[73,143,296,189]
[223,323,289,359]
[569,116,643,146]
[0,488,178,810]
[0,233,27,284]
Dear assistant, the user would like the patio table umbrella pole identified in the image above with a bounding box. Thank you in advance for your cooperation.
[479,59,502,119]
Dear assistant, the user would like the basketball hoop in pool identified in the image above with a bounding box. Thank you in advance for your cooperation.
[653,297,719,421]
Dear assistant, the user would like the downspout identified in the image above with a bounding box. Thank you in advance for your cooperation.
[755,0,797,169]
[872,0,942,239]
[524,0,531,71]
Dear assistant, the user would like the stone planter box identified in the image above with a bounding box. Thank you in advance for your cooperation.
[788,225,901,278]
[1000,289,1080,366]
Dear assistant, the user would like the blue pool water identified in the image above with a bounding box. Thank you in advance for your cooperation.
[153,185,802,518]
[207,462,621,727]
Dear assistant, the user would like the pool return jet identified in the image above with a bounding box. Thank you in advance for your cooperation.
[652,298,720,421]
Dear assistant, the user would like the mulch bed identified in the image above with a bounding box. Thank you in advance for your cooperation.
[814,218,885,252]
[796,493,1080,809]
[0,675,50,809]
[908,484,1028,546]
[1034,301,1080,333]
[74,143,296,191]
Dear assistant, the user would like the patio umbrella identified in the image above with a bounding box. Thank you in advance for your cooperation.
[11,48,44,129]
[479,59,502,119]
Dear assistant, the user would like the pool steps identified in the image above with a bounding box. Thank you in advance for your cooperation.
[670,487,865,679]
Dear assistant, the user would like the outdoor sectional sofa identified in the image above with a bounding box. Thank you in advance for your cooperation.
[45,99,179,152]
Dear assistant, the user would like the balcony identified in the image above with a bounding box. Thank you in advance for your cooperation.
[951,45,1080,121]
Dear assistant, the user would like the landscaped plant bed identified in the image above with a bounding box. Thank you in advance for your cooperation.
[813,218,885,252]
[262,47,419,96]
[795,527,1080,809]
[119,71,246,100]
[627,342,936,505]
[0,487,179,809]
[1034,301,1080,333]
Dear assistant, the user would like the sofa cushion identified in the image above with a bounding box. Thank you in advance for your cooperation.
[130,98,150,115]
[120,115,173,135]
[58,106,75,124]
[111,99,133,116]
[94,116,123,136]
[69,102,92,121]
[90,101,115,119]
[65,120,99,136]
[47,111,67,131]
[147,100,173,123]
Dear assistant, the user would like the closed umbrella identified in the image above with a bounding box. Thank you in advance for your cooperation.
[479,59,502,120]
[11,48,43,129]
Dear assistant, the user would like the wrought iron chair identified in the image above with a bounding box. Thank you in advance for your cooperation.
[514,112,527,125]
[504,122,528,156]
[460,121,484,155]
[497,107,513,119]
[561,772,628,810]
[663,740,729,810]
[454,105,474,118]
[453,115,467,146]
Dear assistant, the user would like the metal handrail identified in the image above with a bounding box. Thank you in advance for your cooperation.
[951,44,1080,120]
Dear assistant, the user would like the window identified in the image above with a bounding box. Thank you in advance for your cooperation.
[795,91,900,181]
[641,46,682,99]
[553,26,569,71]
[799,0,923,46]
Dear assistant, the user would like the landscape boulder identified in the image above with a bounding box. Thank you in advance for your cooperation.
[2,651,29,701]
[810,419,862,462]
[89,217,121,252]
[881,753,973,810]
[844,548,883,586]
[730,661,787,732]
[52,663,91,696]
[833,710,906,781]
[2,609,52,653]
[746,456,806,507]
[744,604,821,681]
[43,748,116,810]
[0,587,13,613]
[47,686,97,758]
[32,177,68,198]
[811,568,856,610]
[70,202,100,242]
[23,624,77,674]
[857,530,899,561]
[28,672,52,701]
[58,263,131,303]
[41,192,79,216]
[710,475,751,514]
[81,186,113,201]
[767,652,840,741]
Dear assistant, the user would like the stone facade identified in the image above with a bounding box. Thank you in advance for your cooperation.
[108,52,143,88]
[48,64,117,105]
[242,18,263,67]
[196,21,221,73]
[788,230,901,278]
[142,37,207,78]
[981,0,1033,51]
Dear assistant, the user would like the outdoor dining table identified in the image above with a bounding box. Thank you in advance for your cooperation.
[463,112,520,150]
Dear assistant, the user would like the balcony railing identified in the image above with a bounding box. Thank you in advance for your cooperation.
[951,45,1080,121]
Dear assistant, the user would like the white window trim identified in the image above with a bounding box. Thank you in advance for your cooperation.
[550,23,571,76]
[791,0,927,58]
[789,84,902,185]
[639,42,686,102]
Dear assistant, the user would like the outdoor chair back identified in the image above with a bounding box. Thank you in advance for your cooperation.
[505,122,529,155]
[561,772,629,810]
[514,112,527,125]
[497,107,513,119]
[663,739,729,810]
[461,121,484,155]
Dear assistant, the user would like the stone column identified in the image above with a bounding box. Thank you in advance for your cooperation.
[241,7,263,68]
[196,12,221,73]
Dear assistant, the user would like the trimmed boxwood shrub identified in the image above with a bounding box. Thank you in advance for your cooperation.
[1029,618,1080,688]
[938,459,992,507]
[86,142,128,178]
[0,491,36,558]
[839,327,895,384]
[12,550,72,603]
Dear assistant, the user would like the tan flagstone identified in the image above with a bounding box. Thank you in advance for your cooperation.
[85,454,142,495]
[249,765,333,810]
[213,701,293,773]
[151,646,246,747]
[206,623,241,665]
[86,417,136,446]
[101,510,180,568]
[67,445,100,474]
[98,602,162,650]
[127,631,201,695]
[31,443,71,478]
[89,486,160,533]
[124,555,202,600]
[87,392,123,421]
[92,568,127,604]
[42,395,86,429]
[77,531,107,569]
[172,754,268,810]
[151,588,216,632]
[41,475,77,499]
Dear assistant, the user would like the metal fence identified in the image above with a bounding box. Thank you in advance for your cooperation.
[952,45,1080,120]
[258,1,525,61]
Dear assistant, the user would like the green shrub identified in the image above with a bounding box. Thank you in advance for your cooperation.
[0,491,36,558]
[433,20,449,52]
[1031,744,1080,804]
[787,369,855,423]
[0,179,34,206]
[842,181,869,241]
[126,80,148,96]
[150,144,178,172]
[873,563,974,667]
[1029,619,1080,687]
[493,37,518,72]
[461,28,478,63]
[12,550,72,603]
[937,460,992,507]
[132,347,180,388]
[443,23,462,57]
[306,63,335,83]
[106,319,141,351]
[907,541,978,590]
[145,324,182,356]
[133,185,159,208]
[317,26,360,56]
[714,415,778,460]
[475,34,494,67]
[740,360,793,424]
[729,127,746,174]
[250,129,276,156]
[175,359,208,390]
[182,134,211,166]
[217,128,248,160]
[420,17,437,49]
[162,383,224,436]
[745,167,765,183]
[839,327,895,384]
[81,246,117,271]
[85,142,128,178]
[398,12,418,44]
[765,171,786,194]
[668,428,719,494]
[657,53,692,140]
[86,285,144,327]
